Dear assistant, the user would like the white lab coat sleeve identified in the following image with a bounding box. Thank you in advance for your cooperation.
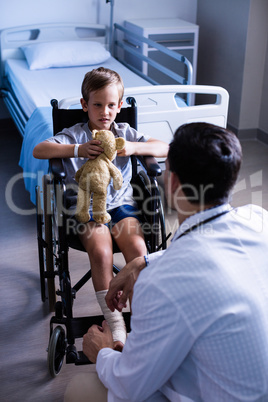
[146,250,165,265]
[96,267,195,401]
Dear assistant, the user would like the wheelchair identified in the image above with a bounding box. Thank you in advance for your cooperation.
[36,97,168,377]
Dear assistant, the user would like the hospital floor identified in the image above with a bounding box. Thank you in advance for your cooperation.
[1,120,268,402]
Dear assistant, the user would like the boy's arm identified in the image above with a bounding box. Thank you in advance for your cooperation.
[33,139,103,160]
[33,140,77,159]
[117,138,168,158]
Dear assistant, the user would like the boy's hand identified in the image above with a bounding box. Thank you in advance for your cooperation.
[117,140,136,157]
[79,140,104,159]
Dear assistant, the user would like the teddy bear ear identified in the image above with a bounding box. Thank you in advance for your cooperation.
[92,129,98,139]
[116,137,126,150]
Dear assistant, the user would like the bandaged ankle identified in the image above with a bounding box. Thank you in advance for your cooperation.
[96,290,126,345]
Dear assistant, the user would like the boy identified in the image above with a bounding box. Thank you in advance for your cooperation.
[33,67,168,350]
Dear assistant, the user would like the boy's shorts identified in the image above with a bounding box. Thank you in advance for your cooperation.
[67,205,142,236]
[90,204,142,227]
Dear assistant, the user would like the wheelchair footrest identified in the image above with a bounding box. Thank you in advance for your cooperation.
[65,345,92,365]
[71,315,105,339]
[50,312,132,346]
[74,351,92,365]
[68,312,131,338]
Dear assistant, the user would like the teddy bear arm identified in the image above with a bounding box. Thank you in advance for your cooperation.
[109,162,123,190]
[75,187,91,223]
[75,165,84,183]
[92,192,111,224]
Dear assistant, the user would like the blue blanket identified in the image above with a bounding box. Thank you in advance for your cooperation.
[19,107,52,204]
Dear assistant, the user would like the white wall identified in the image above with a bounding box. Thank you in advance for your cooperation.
[239,0,268,131]
[0,0,197,30]
[196,0,268,139]
[0,0,98,29]
[259,39,268,135]
[99,0,197,26]
[196,0,250,131]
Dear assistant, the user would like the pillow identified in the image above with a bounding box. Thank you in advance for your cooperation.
[21,41,111,70]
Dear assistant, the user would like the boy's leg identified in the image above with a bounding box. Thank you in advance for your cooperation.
[79,222,126,348]
[111,217,147,263]
[111,217,147,307]
[79,221,113,291]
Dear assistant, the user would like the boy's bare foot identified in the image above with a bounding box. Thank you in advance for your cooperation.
[114,341,124,352]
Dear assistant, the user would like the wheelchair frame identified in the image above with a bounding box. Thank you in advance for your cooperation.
[36,97,168,377]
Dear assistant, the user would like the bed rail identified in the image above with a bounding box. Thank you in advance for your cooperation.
[124,85,229,146]
[113,23,193,104]
[59,84,229,158]
[1,88,27,133]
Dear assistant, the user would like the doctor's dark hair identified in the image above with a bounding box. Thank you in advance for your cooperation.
[81,67,124,104]
[168,122,242,205]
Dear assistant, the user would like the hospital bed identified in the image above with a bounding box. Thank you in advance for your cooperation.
[0,22,229,204]
[0,22,193,134]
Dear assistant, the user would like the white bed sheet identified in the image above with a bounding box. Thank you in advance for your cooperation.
[5,56,151,119]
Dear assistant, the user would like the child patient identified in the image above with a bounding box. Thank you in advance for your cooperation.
[33,67,168,351]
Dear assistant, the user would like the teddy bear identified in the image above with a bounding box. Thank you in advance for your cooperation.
[75,129,125,224]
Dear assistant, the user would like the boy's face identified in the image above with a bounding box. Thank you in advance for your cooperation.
[81,84,123,131]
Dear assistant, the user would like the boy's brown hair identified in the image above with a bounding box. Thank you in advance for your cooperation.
[81,67,124,104]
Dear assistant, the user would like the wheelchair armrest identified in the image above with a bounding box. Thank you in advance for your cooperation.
[50,155,161,180]
[49,158,66,180]
[136,155,162,177]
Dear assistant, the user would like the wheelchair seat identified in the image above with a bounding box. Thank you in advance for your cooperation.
[36,96,168,377]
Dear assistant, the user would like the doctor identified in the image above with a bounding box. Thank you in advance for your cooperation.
[65,122,268,401]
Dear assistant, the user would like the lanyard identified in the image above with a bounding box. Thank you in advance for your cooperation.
[175,209,232,241]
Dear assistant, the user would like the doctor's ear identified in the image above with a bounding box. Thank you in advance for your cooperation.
[170,171,181,193]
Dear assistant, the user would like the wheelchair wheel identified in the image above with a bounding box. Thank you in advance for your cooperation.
[156,189,167,251]
[137,171,166,253]
[43,175,56,312]
[47,325,66,377]
[36,185,46,302]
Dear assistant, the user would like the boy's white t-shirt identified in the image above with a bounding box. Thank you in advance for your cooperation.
[46,121,150,212]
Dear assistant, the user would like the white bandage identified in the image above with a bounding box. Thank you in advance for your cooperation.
[96,289,126,345]
[74,144,79,158]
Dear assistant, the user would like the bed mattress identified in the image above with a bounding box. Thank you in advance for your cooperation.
[5,56,151,119]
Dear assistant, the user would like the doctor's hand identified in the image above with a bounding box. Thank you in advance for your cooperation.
[83,320,113,364]
[105,256,146,312]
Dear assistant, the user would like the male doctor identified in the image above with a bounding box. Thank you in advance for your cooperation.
[65,122,268,402]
